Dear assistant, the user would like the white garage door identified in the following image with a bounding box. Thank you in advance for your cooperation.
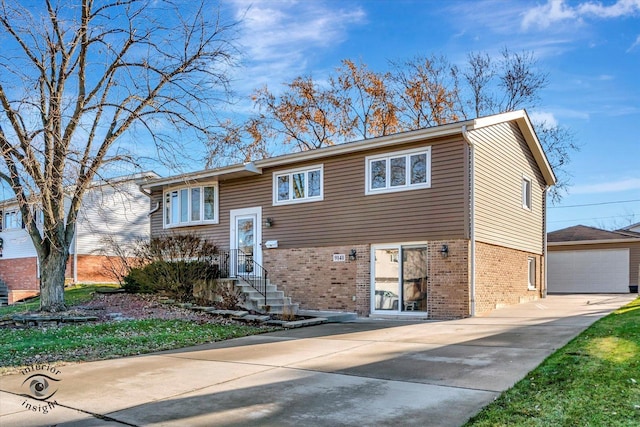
[548,249,629,293]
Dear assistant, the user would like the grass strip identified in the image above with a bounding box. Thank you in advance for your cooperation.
[465,297,640,426]
[0,319,266,371]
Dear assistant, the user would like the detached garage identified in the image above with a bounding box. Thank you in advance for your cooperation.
[548,225,640,294]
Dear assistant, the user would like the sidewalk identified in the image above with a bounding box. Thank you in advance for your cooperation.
[0,294,635,426]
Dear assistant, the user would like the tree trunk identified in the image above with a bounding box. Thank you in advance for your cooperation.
[39,250,69,312]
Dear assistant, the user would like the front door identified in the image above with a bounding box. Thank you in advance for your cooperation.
[230,207,262,275]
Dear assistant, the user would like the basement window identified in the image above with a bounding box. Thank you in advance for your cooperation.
[528,257,536,290]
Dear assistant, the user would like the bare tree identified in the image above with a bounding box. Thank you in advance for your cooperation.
[332,59,399,139]
[225,49,574,199]
[390,55,461,128]
[462,52,496,118]
[0,0,238,311]
[535,121,580,203]
[461,49,548,118]
[252,76,342,151]
[205,118,271,168]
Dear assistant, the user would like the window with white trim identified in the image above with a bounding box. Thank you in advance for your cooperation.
[164,185,218,228]
[273,165,323,205]
[3,209,22,230]
[366,147,431,195]
[522,177,532,210]
[528,257,536,290]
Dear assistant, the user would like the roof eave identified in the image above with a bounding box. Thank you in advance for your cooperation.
[549,238,640,246]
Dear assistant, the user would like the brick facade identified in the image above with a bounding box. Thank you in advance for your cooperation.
[426,240,471,319]
[263,239,543,320]
[474,241,543,315]
[75,255,125,283]
[1,254,122,304]
[263,245,368,315]
[264,240,473,319]
[0,257,39,303]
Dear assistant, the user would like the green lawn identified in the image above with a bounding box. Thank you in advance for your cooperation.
[0,283,120,315]
[466,296,640,426]
[0,284,271,374]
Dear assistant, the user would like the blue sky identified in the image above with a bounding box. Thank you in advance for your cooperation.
[218,0,640,231]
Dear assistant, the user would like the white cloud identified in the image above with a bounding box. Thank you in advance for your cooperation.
[529,111,559,127]
[571,177,640,194]
[628,34,640,51]
[522,0,640,30]
[227,0,365,94]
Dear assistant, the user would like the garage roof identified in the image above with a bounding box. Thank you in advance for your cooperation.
[548,225,640,244]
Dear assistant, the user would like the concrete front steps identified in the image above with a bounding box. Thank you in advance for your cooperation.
[234,280,299,314]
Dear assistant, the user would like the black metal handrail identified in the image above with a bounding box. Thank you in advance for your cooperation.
[214,249,268,308]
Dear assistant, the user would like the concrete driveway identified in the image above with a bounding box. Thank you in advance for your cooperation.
[0,294,636,427]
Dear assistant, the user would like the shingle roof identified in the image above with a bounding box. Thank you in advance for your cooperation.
[548,224,640,242]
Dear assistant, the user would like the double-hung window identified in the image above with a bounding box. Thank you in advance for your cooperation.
[273,165,323,205]
[366,147,431,195]
[164,185,218,228]
[3,209,22,230]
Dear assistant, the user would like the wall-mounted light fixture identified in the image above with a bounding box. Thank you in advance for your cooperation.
[440,244,449,258]
[349,249,357,261]
[265,217,274,228]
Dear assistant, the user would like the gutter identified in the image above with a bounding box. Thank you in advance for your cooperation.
[461,125,476,317]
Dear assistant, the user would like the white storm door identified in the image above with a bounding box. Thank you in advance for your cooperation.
[230,207,262,275]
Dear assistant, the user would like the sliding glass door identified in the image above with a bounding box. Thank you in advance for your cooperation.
[372,245,428,313]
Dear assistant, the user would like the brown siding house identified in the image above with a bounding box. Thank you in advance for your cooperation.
[144,110,556,319]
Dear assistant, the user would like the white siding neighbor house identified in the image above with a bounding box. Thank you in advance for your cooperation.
[0,173,156,304]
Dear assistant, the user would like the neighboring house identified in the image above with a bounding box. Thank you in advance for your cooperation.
[143,110,556,319]
[0,173,156,304]
[547,225,640,294]
[620,222,640,234]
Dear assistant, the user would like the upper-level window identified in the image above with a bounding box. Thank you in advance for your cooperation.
[2,209,22,230]
[164,185,218,228]
[273,165,323,205]
[522,177,532,210]
[365,147,431,195]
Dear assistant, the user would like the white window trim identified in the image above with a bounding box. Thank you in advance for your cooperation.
[528,257,536,290]
[365,146,431,195]
[2,209,23,231]
[163,184,219,228]
[522,176,532,210]
[272,164,324,206]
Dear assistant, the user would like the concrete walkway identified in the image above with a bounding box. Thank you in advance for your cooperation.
[0,294,636,427]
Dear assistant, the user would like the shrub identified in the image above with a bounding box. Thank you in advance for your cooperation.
[121,234,220,302]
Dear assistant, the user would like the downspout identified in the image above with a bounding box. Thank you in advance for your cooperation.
[148,202,160,216]
[542,186,550,298]
[461,125,476,317]
[139,186,159,217]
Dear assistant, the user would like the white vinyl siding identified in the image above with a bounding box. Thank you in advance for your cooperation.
[365,147,431,195]
[75,179,152,255]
